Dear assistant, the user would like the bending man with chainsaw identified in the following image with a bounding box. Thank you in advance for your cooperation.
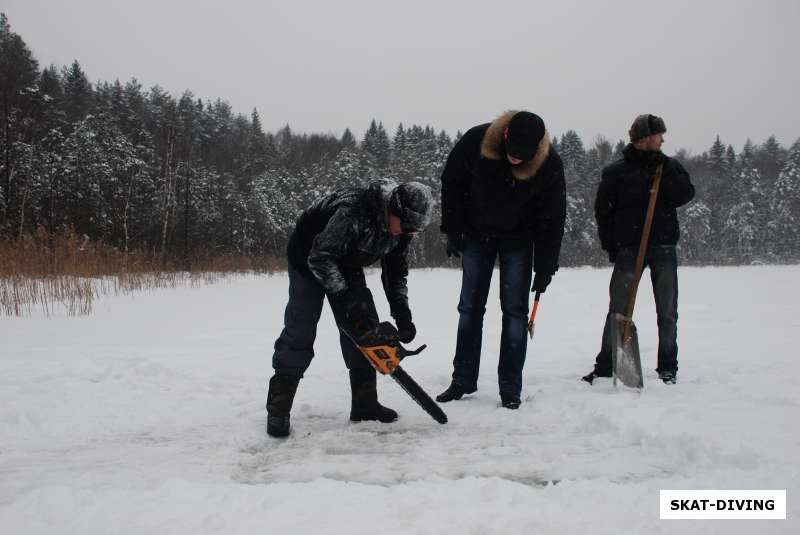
[266,179,433,437]
[437,111,566,409]
[582,114,694,386]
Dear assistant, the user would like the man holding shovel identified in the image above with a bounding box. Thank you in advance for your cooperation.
[582,114,694,386]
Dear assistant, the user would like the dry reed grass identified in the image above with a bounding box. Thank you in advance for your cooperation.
[0,227,284,316]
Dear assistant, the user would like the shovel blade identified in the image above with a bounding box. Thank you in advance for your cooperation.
[611,313,644,389]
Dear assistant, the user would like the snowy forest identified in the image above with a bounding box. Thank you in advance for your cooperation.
[2,13,798,270]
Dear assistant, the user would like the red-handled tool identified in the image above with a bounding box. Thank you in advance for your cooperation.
[527,291,541,339]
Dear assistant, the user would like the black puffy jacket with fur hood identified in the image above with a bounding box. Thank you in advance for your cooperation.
[440,111,566,275]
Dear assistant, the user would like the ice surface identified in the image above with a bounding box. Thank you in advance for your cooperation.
[1,266,797,534]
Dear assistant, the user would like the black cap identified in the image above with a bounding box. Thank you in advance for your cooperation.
[505,111,546,162]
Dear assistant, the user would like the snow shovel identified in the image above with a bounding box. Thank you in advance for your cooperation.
[612,163,663,390]
[527,291,541,339]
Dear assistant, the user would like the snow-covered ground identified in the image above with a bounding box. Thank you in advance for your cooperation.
[1,266,797,534]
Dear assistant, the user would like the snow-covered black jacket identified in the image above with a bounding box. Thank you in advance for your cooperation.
[595,145,695,252]
[287,180,413,321]
[440,111,566,276]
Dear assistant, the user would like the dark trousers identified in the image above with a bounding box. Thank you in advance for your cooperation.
[451,239,533,397]
[594,245,679,375]
[272,265,375,378]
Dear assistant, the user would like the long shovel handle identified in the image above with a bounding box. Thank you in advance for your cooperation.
[527,291,541,339]
[622,163,664,341]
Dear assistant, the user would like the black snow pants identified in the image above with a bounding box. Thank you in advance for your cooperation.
[272,264,376,378]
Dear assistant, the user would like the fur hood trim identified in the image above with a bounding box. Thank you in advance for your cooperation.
[480,110,550,180]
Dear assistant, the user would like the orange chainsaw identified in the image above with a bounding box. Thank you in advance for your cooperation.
[341,322,447,424]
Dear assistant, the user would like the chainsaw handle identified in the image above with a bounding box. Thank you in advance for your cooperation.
[397,343,427,359]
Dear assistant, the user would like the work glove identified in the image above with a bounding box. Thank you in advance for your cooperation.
[531,272,552,293]
[608,249,618,263]
[355,321,401,347]
[396,317,417,344]
[445,233,466,258]
[331,290,375,336]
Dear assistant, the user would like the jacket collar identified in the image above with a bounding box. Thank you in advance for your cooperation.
[622,143,664,164]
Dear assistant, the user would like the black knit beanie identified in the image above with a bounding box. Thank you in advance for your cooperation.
[388,182,433,231]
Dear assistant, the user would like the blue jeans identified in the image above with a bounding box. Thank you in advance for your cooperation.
[594,245,679,375]
[451,239,533,396]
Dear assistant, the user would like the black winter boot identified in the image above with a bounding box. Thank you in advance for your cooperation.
[349,368,398,423]
[436,382,476,402]
[658,370,677,384]
[500,392,521,409]
[266,374,300,438]
[581,368,612,385]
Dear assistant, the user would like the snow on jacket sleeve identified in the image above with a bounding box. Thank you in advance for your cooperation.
[660,158,695,208]
[307,207,359,296]
[380,234,412,321]
[532,157,567,276]
[440,134,471,236]
[595,166,618,252]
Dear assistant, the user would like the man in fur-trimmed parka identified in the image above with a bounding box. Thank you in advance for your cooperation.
[266,179,433,438]
[437,111,566,409]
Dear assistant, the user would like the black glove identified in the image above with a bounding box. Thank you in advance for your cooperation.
[445,234,466,258]
[396,317,416,343]
[531,272,552,293]
[356,321,400,347]
[331,290,374,335]
[608,249,618,263]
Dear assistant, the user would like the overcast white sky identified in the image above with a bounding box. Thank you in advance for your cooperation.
[4,0,800,154]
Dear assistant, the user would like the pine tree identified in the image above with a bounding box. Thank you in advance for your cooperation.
[768,139,800,261]
[679,201,712,263]
[58,114,143,243]
[319,143,364,191]
[755,135,785,186]
[612,140,626,160]
[245,108,275,176]
[361,119,390,169]
[35,65,65,137]
[591,135,614,168]
[61,60,93,126]
[699,136,729,247]
[725,145,736,173]
[559,130,586,182]
[559,130,596,264]
[121,78,148,146]
[0,13,40,229]
[392,123,406,159]
[719,140,764,262]
[341,128,356,148]
[708,135,726,179]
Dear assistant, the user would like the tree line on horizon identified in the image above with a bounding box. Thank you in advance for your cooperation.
[2,13,799,271]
